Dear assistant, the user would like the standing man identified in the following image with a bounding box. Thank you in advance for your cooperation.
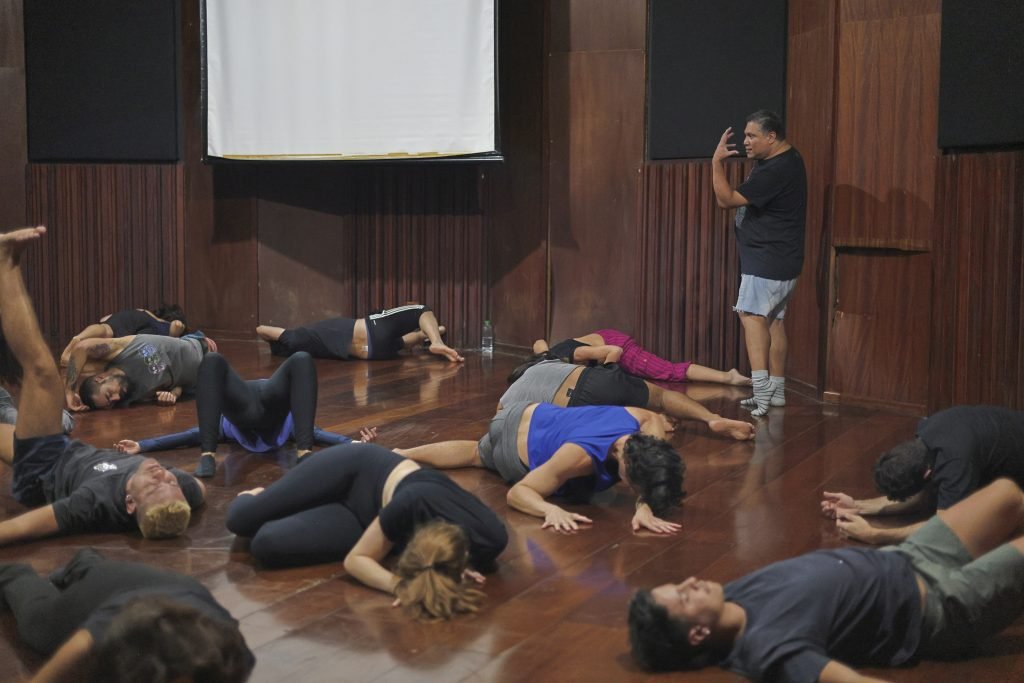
[712,110,807,416]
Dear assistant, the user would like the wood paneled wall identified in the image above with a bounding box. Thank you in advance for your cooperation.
[931,152,1024,410]
[0,0,27,227]
[636,161,749,373]
[24,164,185,344]
[546,0,646,341]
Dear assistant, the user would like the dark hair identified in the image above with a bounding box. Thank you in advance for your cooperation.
[79,375,101,410]
[873,438,933,501]
[507,351,563,384]
[88,597,254,682]
[746,109,785,139]
[0,328,23,385]
[152,303,186,325]
[624,433,685,516]
[628,590,708,671]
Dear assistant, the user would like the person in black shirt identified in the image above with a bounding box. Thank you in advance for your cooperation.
[712,110,807,417]
[821,405,1024,544]
[226,443,507,620]
[0,548,253,682]
[629,478,1024,681]
[0,226,204,546]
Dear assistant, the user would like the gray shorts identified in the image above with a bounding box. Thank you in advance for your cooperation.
[477,401,531,484]
[886,516,1024,658]
[733,274,797,320]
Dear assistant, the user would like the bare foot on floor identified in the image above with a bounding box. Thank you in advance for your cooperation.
[0,226,46,264]
[708,417,756,441]
[726,369,752,386]
[429,342,464,362]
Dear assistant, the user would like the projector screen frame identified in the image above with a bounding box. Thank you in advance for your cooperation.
[198,0,503,164]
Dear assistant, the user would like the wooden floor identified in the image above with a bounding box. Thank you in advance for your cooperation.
[2,341,1023,682]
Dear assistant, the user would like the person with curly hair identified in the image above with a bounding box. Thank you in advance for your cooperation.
[821,405,1024,544]
[225,443,506,619]
[398,402,685,534]
[0,548,253,682]
[0,227,204,547]
[629,478,1024,680]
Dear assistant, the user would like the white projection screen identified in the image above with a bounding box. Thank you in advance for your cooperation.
[204,0,497,160]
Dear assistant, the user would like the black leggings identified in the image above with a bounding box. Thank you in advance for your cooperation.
[225,444,400,568]
[0,549,201,655]
[196,352,317,453]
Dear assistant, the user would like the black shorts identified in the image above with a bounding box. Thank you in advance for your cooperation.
[11,433,67,507]
[365,305,429,359]
[271,317,357,360]
[566,364,650,408]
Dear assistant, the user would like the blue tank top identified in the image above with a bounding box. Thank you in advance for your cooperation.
[526,403,640,495]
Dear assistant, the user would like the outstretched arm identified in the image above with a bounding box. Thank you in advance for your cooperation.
[343,517,398,594]
[821,491,929,518]
[507,444,593,531]
[835,513,925,545]
[0,505,60,547]
[711,127,749,209]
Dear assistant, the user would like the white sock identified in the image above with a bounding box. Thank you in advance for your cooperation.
[769,375,786,406]
[741,371,773,416]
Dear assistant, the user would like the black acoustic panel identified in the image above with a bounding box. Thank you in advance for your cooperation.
[939,0,1024,149]
[648,0,787,160]
[25,0,180,162]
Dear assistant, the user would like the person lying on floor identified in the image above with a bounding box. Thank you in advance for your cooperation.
[59,305,187,367]
[821,405,1024,545]
[503,353,755,441]
[0,548,254,683]
[630,477,1024,682]
[533,329,750,386]
[226,443,507,621]
[0,226,204,547]
[112,350,375,478]
[64,332,217,411]
[256,302,463,363]
[398,402,685,534]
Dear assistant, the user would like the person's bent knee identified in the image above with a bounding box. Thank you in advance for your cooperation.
[249,531,288,567]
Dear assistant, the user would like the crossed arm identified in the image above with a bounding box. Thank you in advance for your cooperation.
[63,336,132,409]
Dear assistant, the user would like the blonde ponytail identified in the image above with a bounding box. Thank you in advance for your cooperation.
[394,520,484,621]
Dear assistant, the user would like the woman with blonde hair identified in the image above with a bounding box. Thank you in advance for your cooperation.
[226,443,506,619]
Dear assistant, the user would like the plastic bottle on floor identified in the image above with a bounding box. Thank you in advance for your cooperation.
[481,320,494,356]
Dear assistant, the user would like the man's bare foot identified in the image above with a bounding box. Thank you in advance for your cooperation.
[0,226,46,264]
[256,325,285,341]
[429,342,464,362]
[708,417,756,441]
[726,369,752,386]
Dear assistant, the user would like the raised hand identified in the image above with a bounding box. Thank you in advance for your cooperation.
[713,127,740,162]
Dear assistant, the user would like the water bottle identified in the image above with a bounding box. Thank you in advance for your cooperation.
[481,320,494,355]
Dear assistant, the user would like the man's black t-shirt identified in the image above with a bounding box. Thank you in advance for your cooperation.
[735,146,808,281]
[721,548,921,682]
[379,468,508,569]
[43,442,204,534]
[917,405,1024,509]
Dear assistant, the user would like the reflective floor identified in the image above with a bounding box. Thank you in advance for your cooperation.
[1,342,1022,681]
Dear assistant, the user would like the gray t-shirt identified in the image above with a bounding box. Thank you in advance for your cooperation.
[110,335,204,404]
[500,360,577,406]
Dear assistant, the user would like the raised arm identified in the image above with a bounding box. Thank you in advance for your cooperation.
[343,517,398,594]
[0,505,60,547]
[507,443,594,531]
[711,128,750,209]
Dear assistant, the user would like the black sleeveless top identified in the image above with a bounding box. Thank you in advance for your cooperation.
[549,338,587,363]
